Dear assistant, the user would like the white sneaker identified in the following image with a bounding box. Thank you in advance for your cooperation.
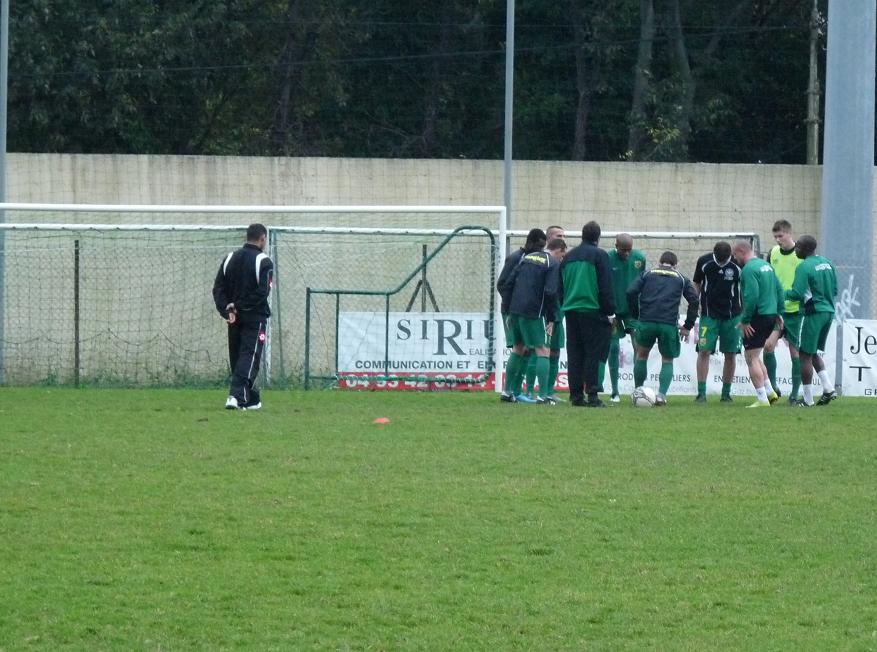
[610,394,621,403]
[242,402,262,411]
[225,396,240,410]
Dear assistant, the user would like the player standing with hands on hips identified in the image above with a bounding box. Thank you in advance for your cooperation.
[213,223,274,410]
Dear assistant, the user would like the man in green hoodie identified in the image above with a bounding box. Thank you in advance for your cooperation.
[560,221,616,408]
[733,240,784,408]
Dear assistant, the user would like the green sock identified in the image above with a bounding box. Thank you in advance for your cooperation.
[659,362,673,396]
[697,381,707,397]
[722,382,732,398]
[547,357,560,396]
[608,339,620,395]
[791,357,801,399]
[504,353,523,395]
[535,356,550,397]
[764,351,777,392]
[597,360,606,392]
[525,355,537,396]
[512,354,527,396]
[634,359,647,388]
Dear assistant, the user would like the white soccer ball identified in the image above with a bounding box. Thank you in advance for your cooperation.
[631,386,657,408]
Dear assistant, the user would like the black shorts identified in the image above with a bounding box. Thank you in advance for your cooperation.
[743,314,776,350]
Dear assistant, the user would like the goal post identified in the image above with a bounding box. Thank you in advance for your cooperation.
[0,203,508,388]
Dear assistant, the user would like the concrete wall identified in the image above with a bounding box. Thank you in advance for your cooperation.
[8,153,822,244]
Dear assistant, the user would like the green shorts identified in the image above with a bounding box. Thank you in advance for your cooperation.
[508,314,548,349]
[502,313,514,348]
[635,321,681,358]
[799,312,833,355]
[612,315,637,340]
[781,312,803,348]
[549,320,565,349]
[697,315,741,354]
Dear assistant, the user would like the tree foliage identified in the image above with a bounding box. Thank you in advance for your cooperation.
[9,0,825,163]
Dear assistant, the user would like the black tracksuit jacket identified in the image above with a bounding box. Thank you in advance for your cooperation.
[212,243,273,322]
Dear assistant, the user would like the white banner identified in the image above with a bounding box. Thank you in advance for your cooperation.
[338,311,493,375]
[841,319,877,397]
[338,311,838,396]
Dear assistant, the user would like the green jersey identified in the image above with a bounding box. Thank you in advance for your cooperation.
[786,255,837,314]
[769,244,802,314]
[740,258,784,323]
[608,249,646,317]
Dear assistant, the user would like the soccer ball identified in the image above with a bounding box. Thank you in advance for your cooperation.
[631,386,657,408]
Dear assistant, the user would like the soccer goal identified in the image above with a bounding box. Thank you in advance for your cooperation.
[0,203,508,387]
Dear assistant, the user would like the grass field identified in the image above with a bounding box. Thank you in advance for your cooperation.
[1,387,875,650]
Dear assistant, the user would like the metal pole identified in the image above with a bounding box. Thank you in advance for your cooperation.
[74,240,81,387]
[0,0,9,384]
[805,0,821,165]
[503,0,515,233]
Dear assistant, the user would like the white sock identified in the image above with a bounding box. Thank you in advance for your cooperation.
[755,386,768,403]
[817,370,834,393]
[802,384,813,405]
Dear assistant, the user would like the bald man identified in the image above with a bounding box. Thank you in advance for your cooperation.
[733,240,784,408]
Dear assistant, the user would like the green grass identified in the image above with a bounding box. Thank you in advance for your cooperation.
[1,387,875,651]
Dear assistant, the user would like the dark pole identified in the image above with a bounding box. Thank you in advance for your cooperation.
[0,0,9,384]
[74,239,81,386]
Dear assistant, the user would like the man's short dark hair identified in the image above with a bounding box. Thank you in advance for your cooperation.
[713,241,731,261]
[659,251,678,267]
[547,237,567,252]
[581,221,601,244]
[247,223,268,241]
[772,219,792,233]
[524,228,547,252]
[796,235,817,256]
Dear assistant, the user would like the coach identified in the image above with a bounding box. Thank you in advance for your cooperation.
[212,223,274,410]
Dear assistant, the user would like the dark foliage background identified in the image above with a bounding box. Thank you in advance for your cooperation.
[9,0,830,163]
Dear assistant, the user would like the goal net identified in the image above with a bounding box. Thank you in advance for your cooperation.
[0,203,757,392]
[0,204,505,387]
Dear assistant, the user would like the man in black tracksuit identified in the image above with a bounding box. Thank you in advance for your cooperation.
[212,223,274,410]
[560,221,616,407]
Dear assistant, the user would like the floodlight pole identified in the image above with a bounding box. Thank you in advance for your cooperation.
[497,0,514,393]
[503,0,515,234]
[805,0,821,166]
[821,0,876,391]
[0,0,9,384]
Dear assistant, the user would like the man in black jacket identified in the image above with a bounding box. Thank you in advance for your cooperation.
[626,251,699,406]
[496,228,547,401]
[503,241,560,404]
[213,223,274,410]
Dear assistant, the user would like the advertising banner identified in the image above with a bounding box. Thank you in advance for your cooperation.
[338,311,837,396]
[841,319,877,397]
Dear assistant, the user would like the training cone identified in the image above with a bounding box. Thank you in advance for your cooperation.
[372,417,391,424]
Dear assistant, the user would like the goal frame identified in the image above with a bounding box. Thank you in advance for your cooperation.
[0,202,509,387]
